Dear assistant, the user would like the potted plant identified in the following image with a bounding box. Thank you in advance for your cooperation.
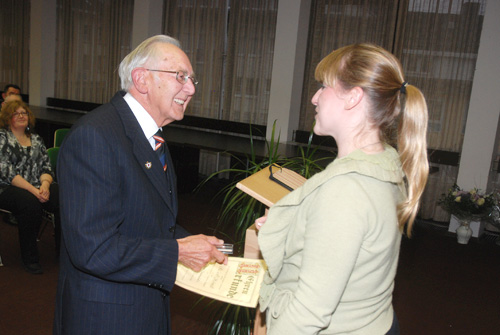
[438,184,495,244]
[485,191,500,246]
[197,122,331,334]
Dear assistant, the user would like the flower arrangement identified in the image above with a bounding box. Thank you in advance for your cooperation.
[438,184,495,221]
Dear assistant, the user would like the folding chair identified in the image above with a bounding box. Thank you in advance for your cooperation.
[37,147,59,240]
[0,208,14,266]
[54,128,70,147]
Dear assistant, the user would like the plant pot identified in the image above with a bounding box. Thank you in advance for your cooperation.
[456,218,473,244]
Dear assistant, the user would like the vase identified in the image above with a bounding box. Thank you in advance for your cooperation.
[456,218,473,244]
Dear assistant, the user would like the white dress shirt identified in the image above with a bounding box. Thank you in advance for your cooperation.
[123,92,161,150]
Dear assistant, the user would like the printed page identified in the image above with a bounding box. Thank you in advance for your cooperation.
[175,257,267,308]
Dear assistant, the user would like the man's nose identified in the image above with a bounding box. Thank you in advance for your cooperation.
[184,80,196,95]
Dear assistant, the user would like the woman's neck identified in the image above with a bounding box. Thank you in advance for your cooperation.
[337,132,384,158]
[11,127,30,146]
[11,127,26,137]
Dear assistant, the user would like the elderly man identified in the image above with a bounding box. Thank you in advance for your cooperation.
[53,35,227,335]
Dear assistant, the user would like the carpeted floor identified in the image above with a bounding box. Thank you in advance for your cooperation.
[1,182,500,335]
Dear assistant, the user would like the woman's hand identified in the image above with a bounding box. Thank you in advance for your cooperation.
[35,174,53,202]
[255,216,267,230]
[12,175,48,202]
[37,181,51,202]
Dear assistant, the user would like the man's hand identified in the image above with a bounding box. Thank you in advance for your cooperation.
[177,234,228,272]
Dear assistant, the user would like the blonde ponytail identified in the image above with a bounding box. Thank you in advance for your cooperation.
[315,43,430,236]
[397,84,429,236]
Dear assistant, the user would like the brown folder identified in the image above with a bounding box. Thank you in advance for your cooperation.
[236,164,306,207]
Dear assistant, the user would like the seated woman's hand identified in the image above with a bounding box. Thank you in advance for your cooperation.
[36,183,50,203]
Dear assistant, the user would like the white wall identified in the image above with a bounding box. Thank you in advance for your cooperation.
[266,0,311,141]
[456,0,500,192]
[131,0,164,49]
[28,0,56,106]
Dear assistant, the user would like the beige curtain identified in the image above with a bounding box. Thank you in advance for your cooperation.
[419,163,460,221]
[164,0,278,125]
[165,0,227,119]
[394,0,486,152]
[300,0,487,221]
[222,0,278,125]
[299,0,400,131]
[0,0,30,94]
[54,0,134,104]
[396,0,486,220]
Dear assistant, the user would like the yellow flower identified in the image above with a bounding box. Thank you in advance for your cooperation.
[477,198,485,206]
[455,196,461,202]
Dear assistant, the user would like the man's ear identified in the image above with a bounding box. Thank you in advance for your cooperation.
[131,68,149,94]
[344,86,364,110]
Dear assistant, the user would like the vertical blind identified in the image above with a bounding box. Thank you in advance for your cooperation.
[299,0,400,132]
[54,0,134,104]
[300,0,486,154]
[299,0,487,221]
[2,0,493,220]
[164,0,278,125]
[0,0,30,94]
[165,0,227,120]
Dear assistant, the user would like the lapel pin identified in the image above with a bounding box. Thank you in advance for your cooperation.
[145,161,152,169]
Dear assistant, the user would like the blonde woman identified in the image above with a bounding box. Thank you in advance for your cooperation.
[256,44,429,334]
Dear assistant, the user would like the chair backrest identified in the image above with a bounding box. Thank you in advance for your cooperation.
[54,128,70,147]
[47,147,60,174]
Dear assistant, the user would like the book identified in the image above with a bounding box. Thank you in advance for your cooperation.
[175,257,267,308]
[238,165,307,260]
[236,165,306,207]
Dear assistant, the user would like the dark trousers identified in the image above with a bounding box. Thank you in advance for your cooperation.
[385,312,400,335]
[0,184,61,264]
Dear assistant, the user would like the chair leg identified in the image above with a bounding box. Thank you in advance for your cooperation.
[37,220,48,241]
[37,211,55,241]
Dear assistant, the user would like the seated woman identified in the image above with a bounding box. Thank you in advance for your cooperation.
[0,100,61,274]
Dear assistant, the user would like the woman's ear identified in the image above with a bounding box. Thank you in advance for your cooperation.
[344,86,364,110]
[131,68,149,94]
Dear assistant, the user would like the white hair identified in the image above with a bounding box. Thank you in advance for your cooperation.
[118,35,181,91]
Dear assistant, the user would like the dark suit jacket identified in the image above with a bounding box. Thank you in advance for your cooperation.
[53,92,189,335]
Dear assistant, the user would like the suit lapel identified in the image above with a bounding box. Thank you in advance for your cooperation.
[111,92,176,215]
[164,143,177,206]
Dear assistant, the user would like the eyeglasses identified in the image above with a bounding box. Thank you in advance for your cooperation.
[13,111,28,118]
[147,69,198,86]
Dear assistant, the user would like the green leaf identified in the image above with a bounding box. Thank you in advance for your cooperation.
[195,122,330,334]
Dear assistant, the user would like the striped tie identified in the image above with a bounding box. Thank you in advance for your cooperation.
[153,129,167,172]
